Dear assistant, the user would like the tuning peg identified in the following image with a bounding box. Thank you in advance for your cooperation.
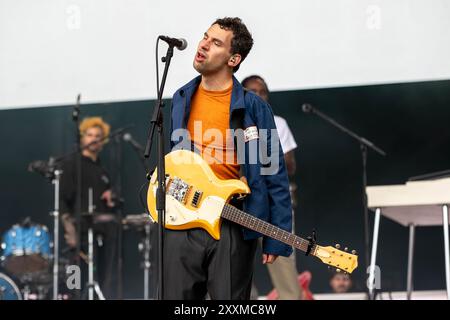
[336,268,341,273]
[344,247,348,252]
[335,244,341,249]
[351,250,357,255]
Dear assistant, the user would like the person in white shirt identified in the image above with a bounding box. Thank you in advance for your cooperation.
[242,75,302,300]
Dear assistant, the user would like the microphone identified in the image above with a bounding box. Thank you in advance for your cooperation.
[123,133,145,152]
[73,93,81,121]
[302,103,313,113]
[28,158,55,179]
[159,35,188,51]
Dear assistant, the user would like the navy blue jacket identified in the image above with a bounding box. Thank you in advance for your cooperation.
[170,75,293,257]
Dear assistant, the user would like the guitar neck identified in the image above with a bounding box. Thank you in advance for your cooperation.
[221,204,315,255]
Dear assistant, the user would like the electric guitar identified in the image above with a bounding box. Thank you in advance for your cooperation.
[147,150,358,273]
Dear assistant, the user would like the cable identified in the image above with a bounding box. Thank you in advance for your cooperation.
[156,37,160,98]
[138,180,150,215]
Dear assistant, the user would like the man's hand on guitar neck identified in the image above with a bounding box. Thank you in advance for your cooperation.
[262,254,278,264]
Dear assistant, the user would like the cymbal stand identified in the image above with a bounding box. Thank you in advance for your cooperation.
[86,188,105,300]
[50,168,62,300]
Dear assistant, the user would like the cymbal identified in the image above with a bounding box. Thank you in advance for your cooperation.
[80,212,117,223]
[122,213,153,229]
[81,212,115,216]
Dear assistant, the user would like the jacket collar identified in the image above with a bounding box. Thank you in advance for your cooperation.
[178,74,246,112]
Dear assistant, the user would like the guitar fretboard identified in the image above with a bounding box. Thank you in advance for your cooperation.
[221,204,315,254]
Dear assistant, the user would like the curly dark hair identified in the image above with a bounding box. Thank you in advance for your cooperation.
[212,17,253,72]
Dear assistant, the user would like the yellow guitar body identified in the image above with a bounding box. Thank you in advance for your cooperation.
[147,150,250,240]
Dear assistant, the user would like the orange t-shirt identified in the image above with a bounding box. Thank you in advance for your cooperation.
[187,83,240,180]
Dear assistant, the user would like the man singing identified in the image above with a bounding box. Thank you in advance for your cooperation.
[164,17,293,300]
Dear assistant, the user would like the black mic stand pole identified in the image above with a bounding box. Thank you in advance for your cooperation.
[73,94,82,300]
[302,103,386,300]
[143,44,175,301]
[113,133,124,300]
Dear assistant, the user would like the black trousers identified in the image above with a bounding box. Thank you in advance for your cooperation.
[163,218,257,300]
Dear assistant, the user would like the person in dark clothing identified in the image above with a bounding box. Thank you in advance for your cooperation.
[59,116,118,299]
[329,272,353,294]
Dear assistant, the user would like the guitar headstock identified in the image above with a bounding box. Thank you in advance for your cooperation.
[312,244,358,274]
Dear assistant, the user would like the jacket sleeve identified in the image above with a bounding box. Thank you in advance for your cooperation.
[252,98,294,257]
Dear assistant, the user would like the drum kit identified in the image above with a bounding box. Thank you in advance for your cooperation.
[0,219,58,300]
[0,213,154,300]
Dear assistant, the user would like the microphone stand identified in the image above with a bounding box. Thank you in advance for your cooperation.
[29,158,62,300]
[73,94,82,300]
[26,157,61,300]
[84,188,105,300]
[302,103,386,300]
[143,42,175,300]
[143,221,152,300]
[113,133,124,299]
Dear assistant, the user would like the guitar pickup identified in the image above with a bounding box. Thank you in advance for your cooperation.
[168,177,190,204]
[191,190,203,208]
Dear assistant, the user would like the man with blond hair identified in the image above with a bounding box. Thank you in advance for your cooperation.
[59,116,117,299]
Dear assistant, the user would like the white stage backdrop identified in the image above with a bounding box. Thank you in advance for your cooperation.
[1,0,450,109]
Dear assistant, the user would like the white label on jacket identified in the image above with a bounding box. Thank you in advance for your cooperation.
[244,126,259,142]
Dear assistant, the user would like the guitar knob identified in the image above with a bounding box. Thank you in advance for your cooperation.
[335,244,341,249]
[352,250,357,255]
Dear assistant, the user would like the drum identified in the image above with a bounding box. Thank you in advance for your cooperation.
[0,272,22,300]
[1,224,51,276]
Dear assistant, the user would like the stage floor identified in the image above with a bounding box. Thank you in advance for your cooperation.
[313,290,447,300]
